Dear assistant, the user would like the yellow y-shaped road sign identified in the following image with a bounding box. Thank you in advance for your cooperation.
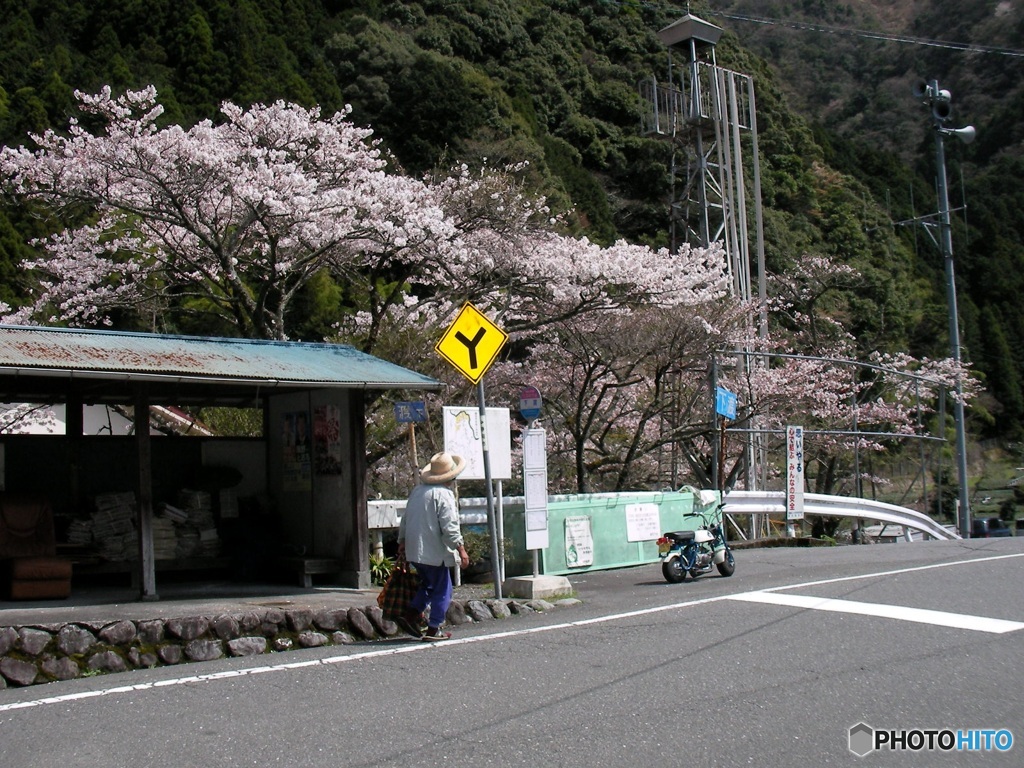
[435,302,508,384]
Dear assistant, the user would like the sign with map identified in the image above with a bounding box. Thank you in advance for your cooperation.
[442,406,512,480]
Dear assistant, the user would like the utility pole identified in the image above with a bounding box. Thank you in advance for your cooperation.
[914,79,975,539]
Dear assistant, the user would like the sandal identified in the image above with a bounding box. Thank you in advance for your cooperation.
[421,627,452,642]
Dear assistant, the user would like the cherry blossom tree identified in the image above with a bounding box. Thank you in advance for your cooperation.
[0,86,455,339]
[1,87,741,495]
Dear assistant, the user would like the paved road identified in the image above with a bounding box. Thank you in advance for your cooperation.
[2,537,1023,767]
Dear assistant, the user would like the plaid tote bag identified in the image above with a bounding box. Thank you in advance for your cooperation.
[377,555,420,619]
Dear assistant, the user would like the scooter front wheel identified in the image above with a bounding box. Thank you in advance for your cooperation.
[662,558,687,583]
[716,550,736,577]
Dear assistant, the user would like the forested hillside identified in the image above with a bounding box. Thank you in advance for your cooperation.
[716,0,1024,435]
[0,0,1020,471]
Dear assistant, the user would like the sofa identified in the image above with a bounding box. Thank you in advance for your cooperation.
[0,493,72,600]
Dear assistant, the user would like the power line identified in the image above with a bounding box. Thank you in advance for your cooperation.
[714,9,1024,58]
[602,0,1024,57]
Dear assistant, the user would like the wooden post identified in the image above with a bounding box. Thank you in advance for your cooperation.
[134,388,158,601]
[409,422,419,483]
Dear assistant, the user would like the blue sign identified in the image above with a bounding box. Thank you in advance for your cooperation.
[394,401,427,423]
[715,387,737,420]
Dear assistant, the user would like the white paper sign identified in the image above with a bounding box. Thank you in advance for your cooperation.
[625,502,661,542]
[564,516,594,568]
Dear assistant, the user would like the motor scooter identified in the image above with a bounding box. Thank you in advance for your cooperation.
[657,502,735,583]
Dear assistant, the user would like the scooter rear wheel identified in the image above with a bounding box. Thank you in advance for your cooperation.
[662,558,687,583]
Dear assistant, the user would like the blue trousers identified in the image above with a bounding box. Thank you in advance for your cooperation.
[409,562,452,628]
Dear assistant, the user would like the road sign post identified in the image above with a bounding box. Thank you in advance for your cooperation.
[523,426,549,576]
[714,387,737,490]
[436,303,508,599]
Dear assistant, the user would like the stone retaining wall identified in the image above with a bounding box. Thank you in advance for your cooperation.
[0,597,577,689]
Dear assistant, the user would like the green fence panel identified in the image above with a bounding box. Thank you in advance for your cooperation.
[466,489,721,578]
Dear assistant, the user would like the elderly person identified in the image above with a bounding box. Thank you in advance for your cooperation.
[397,452,470,641]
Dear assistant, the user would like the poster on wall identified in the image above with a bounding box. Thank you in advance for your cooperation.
[283,411,312,491]
[564,515,594,568]
[625,502,661,542]
[314,405,343,476]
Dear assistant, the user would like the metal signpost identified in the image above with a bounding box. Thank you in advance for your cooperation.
[913,80,975,540]
[714,386,736,490]
[435,303,509,598]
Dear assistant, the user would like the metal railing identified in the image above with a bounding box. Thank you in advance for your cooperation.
[723,490,959,541]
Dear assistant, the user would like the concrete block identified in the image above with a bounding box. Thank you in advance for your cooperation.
[502,575,573,600]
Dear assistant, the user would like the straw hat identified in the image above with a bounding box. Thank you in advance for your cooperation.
[420,452,467,484]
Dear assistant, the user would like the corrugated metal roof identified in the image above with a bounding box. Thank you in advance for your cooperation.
[0,325,442,391]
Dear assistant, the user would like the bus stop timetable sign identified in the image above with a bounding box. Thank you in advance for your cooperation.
[435,302,508,384]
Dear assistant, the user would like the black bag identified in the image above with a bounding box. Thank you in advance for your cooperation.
[377,556,420,619]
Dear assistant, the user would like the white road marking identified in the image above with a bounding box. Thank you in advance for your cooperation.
[759,550,1024,593]
[3,551,1024,713]
[727,591,1024,633]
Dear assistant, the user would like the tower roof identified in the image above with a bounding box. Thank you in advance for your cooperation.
[657,13,724,48]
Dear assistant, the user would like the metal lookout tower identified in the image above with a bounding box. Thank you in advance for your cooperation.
[639,12,766,308]
[640,11,767,501]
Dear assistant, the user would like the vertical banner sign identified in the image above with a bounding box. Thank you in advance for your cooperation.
[786,425,805,521]
[313,404,342,476]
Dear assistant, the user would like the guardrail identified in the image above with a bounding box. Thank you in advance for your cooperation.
[722,490,959,541]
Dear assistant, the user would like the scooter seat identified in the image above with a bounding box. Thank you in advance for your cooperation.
[665,530,695,542]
